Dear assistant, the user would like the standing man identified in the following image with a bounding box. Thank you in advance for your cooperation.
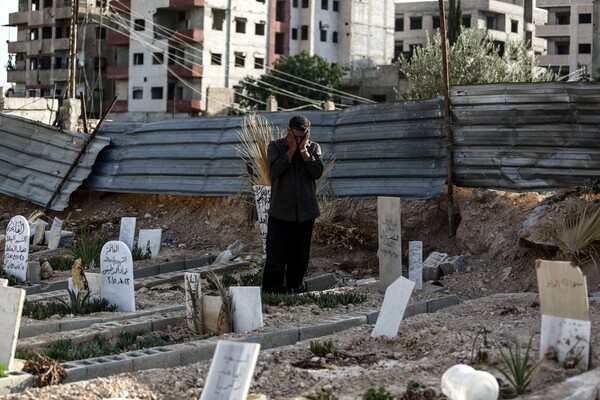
[262,115,324,293]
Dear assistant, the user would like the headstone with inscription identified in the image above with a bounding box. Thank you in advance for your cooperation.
[536,260,591,370]
[185,272,203,334]
[0,286,26,368]
[253,185,271,253]
[100,240,135,312]
[47,217,63,250]
[231,286,263,333]
[137,229,162,258]
[372,276,415,338]
[3,215,30,282]
[200,340,261,400]
[377,197,402,293]
[118,217,136,252]
[408,241,423,290]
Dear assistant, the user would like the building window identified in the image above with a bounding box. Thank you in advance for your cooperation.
[556,13,570,25]
[321,0,328,10]
[302,0,308,8]
[31,0,39,10]
[152,52,164,64]
[212,9,225,31]
[486,15,497,30]
[211,53,222,65]
[39,57,51,70]
[395,18,404,31]
[320,29,327,42]
[372,94,386,102]
[235,18,247,33]
[579,13,591,23]
[43,0,52,8]
[462,15,471,28]
[29,58,38,70]
[292,28,298,40]
[579,43,591,54]
[42,27,52,39]
[301,25,308,40]
[511,20,518,33]
[275,32,285,54]
[293,0,298,7]
[234,52,246,67]
[255,22,265,35]
[151,87,163,99]
[410,17,422,30]
[276,1,285,22]
[255,57,264,69]
[333,0,338,11]
[134,19,145,31]
[432,16,440,29]
[332,31,338,43]
[56,26,69,38]
[93,57,107,70]
[132,87,143,99]
[29,28,39,41]
[133,53,144,65]
[95,27,106,39]
[555,42,569,54]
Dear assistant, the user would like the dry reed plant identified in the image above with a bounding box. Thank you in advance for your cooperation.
[552,203,600,267]
[206,270,233,332]
[235,113,278,186]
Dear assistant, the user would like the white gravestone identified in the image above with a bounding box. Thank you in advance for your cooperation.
[231,286,263,333]
[0,279,7,287]
[253,185,271,253]
[47,217,63,250]
[372,276,415,338]
[100,241,135,312]
[68,272,102,301]
[200,340,260,400]
[185,272,203,334]
[377,197,402,293]
[3,215,30,282]
[408,241,423,290]
[137,229,162,258]
[0,286,26,368]
[536,260,591,370]
[119,217,137,252]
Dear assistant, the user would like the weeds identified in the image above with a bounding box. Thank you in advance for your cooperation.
[23,355,66,387]
[494,334,541,395]
[22,295,117,320]
[262,292,367,308]
[206,271,233,332]
[309,340,342,357]
[0,270,22,286]
[132,245,152,261]
[69,225,109,269]
[364,386,394,400]
[37,256,75,271]
[235,113,277,186]
[470,327,491,367]
[0,362,6,378]
[306,391,339,400]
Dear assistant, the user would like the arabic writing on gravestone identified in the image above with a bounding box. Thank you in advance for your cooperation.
[4,217,29,272]
[101,242,131,285]
[379,217,399,259]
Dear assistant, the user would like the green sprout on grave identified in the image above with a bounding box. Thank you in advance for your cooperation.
[309,340,342,357]
[363,386,394,400]
[0,362,7,378]
[69,225,109,269]
[494,334,541,395]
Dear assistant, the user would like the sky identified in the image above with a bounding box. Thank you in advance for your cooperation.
[0,4,18,87]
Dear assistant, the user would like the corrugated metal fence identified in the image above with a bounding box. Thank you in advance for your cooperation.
[2,82,600,211]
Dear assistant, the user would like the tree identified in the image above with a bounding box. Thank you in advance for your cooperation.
[398,29,556,100]
[238,51,347,111]
[447,0,462,46]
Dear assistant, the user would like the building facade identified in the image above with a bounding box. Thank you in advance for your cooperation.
[7,0,113,118]
[535,0,593,78]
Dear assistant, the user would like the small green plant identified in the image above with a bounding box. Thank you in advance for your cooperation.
[22,295,118,320]
[306,390,339,400]
[55,289,91,315]
[0,270,22,286]
[262,292,315,307]
[69,225,109,269]
[494,334,541,395]
[262,291,367,308]
[37,256,75,271]
[0,362,7,378]
[470,327,491,367]
[363,386,394,400]
[309,340,342,357]
[131,245,152,261]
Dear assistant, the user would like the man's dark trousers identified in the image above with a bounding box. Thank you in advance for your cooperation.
[262,215,315,293]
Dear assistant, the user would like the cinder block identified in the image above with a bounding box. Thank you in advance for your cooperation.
[405,301,428,318]
[159,261,185,274]
[179,342,218,366]
[0,371,36,396]
[184,256,213,269]
[426,295,460,313]
[62,362,88,383]
[133,265,159,279]
[131,348,181,371]
[298,316,366,341]
[365,310,379,325]
[241,328,299,350]
[42,280,69,292]
[60,318,103,332]
[24,285,41,295]
[152,315,185,331]
[304,274,338,292]
[19,321,60,338]
[83,356,133,379]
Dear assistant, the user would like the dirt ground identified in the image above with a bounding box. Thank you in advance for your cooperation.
[1,186,600,399]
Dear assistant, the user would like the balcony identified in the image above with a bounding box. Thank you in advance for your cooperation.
[8,12,28,26]
[168,64,203,78]
[109,0,131,13]
[7,41,26,53]
[167,99,201,113]
[538,54,569,67]
[107,32,130,46]
[107,66,129,80]
[535,24,570,38]
[169,0,204,7]
[171,29,204,43]
[38,69,69,82]
[7,69,26,83]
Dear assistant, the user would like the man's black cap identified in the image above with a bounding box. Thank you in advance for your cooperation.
[289,115,311,131]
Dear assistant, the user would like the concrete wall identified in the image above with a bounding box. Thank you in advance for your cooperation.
[1,96,59,125]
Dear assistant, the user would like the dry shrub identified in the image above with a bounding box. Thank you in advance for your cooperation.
[235,113,279,186]
[552,203,600,267]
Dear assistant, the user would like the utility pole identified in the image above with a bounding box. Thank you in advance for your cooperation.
[67,0,80,98]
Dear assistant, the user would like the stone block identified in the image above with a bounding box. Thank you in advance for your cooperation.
[365,310,379,325]
[134,265,160,279]
[62,362,88,383]
[19,322,60,339]
[27,261,41,284]
[184,256,213,269]
[82,355,133,379]
[423,266,441,281]
[23,285,41,295]
[304,274,338,292]
[0,371,36,396]
[131,348,181,371]
[298,316,366,341]
[42,280,68,292]
[423,252,448,268]
[404,300,428,318]
[439,255,467,276]
[427,295,460,313]
[159,261,185,274]
[179,342,218,366]
[60,318,102,332]
[152,315,186,331]
[246,328,299,350]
